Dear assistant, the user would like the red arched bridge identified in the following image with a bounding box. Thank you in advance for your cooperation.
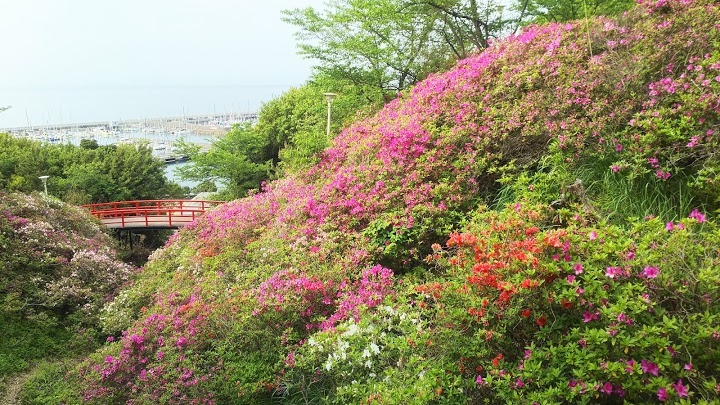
[82,200,223,229]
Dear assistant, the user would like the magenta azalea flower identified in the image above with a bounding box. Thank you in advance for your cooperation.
[641,359,659,376]
[665,221,675,231]
[582,311,598,323]
[476,375,484,385]
[642,266,659,279]
[689,209,706,222]
[605,266,620,279]
[672,380,688,398]
[658,387,668,401]
[573,263,584,274]
[600,382,613,394]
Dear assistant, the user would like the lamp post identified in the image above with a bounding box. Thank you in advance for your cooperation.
[323,93,337,139]
[38,175,49,195]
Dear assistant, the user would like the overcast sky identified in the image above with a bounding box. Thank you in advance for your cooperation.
[0,0,326,88]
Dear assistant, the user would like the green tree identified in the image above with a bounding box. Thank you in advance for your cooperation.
[177,79,372,199]
[0,134,182,203]
[404,0,511,57]
[516,0,635,24]
[176,123,271,199]
[283,0,455,103]
[79,138,99,150]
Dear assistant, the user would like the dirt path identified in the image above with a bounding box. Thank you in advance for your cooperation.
[1,372,30,405]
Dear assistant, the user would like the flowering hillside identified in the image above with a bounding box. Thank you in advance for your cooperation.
[0,192,133,384]
[75,0,720,403]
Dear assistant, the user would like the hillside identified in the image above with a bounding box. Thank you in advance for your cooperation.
[73,0,720,403]
[0,192,133,398]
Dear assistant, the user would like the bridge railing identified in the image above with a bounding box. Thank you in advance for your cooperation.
[82,200,224,229]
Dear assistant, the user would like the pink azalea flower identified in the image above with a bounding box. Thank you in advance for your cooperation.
[689,209,706,223]
[582,311,598,323]
[516,378,525,388]
[600,382,613,394]
[605,266,619,279]
[625,359,635,373]
[476,375,484,385]
[573,263,584,274]
[657,387,668,401]
[105,355,114,364]
[684,363,693,370]
[642,266,659,279]
[672,380,688,398]
[665,221,675,231]
[589,231,597,240]
[567,275,576,283]
[641,359,659,376]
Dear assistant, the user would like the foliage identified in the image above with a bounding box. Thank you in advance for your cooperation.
[0,133,183,204]
[67,1,720,403]
[284,0,456,104]
[413,204,720,403]
[178,78,373,198]
[176,123,271,198]
[19,359,82,405]
[518,0,636,24]
[0,192,133,388]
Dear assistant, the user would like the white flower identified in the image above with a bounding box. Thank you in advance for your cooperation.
[344,323,359,336]
[362,348,371,358]
[365,360,373,368]
[325,359,333,371]
[370,342,380,354]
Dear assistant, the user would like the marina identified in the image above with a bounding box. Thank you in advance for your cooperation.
[1,112,257,189]
[0,111,257,147]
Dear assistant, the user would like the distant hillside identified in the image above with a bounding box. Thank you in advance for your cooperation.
[72,1,720,403]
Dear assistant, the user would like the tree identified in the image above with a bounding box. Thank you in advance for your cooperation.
[177,79,373,199]
[403,0,511,58]
[0,134,181,204]
[79,139,99,150]
[283,0,455,104]
[176,123,271,199]
[516,0,635,24]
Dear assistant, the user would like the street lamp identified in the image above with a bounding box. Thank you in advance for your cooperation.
[38,175,49,195]
[323,93,337,139]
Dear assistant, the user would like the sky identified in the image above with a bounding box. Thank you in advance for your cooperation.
[0,0,326,88]
[0,0,327,127]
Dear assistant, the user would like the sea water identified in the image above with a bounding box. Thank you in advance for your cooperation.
[0,84,287,129]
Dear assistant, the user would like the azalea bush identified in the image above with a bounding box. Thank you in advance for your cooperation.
[0,192,133,391]
[414,204,720,403]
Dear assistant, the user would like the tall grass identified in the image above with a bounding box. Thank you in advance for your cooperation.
[490,156,705,226]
